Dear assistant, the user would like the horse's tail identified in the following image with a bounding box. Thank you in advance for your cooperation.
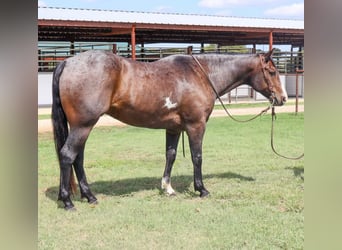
[51,61,77,194]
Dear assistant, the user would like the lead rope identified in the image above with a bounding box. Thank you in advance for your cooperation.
[191,55,304,160]
[182,131,185,157]
[270,107,304,160]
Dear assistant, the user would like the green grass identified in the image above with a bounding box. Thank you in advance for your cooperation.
[38,114,51,120]
[38,113,304,249]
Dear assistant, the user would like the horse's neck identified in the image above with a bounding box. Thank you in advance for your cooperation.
[203,55,257,96]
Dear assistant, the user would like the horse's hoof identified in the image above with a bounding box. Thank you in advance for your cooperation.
[88,197,98,204]
[65,205,77,211]
[89,200,98,208]
[167,192,176,197]
[200,190,210,198]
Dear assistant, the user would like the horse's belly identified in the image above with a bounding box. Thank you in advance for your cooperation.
[106,107,182,129]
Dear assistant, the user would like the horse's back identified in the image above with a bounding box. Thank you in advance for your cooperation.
[58,51,214,129]
[107,54,214,128]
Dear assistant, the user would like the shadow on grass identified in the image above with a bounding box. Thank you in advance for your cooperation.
[45,171,255,202]
[286,166,304,180]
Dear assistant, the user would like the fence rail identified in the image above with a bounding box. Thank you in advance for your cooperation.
[38,43,304,74]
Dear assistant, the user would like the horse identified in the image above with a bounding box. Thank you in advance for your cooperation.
[51,48,287,210]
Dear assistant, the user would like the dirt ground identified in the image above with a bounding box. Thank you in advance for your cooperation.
[38,100,304,133]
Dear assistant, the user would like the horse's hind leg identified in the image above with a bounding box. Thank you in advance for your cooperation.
[73,144,97,205]
[161,130,181,195]
[58,125,94,210]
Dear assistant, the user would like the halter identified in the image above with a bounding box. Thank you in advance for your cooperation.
[259,54,276,102]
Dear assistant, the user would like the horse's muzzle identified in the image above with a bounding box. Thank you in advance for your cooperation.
[270,93,287,106]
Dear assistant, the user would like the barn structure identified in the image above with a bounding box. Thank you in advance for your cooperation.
[38,6,304,106]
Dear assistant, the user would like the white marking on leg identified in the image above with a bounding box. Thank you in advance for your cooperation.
[161,177,176,195]
[163,97,177,109]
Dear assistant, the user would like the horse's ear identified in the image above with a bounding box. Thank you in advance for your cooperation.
[264,48,275,62]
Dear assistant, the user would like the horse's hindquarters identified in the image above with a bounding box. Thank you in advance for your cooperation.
[59,51,121,126]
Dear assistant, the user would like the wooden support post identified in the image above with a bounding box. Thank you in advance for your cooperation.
[131,25,136,60]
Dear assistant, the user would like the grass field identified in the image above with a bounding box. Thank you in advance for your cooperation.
[38,113,304,249]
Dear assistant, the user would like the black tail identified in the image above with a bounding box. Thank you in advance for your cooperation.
[51,61,68,156]
[51,61,77,194]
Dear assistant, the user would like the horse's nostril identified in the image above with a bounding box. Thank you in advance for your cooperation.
[282,96,287,103]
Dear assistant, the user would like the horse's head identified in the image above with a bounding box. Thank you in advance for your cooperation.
[251,49,288,106]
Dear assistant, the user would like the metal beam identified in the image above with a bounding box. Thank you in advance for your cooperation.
[131,25,136,60]
[269,31,273,50]
[38,19,304,47]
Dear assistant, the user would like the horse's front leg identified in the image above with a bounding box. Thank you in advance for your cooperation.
[161,130,181,195]
[187,123,210,197]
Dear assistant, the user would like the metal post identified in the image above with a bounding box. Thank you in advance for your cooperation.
[290,45,293,72]
[295,68,304,114]
[252,44,256,54]
[269,31,273,51]
[201,43,204,53]
[298,46,303,69]
[131,25,136,60]
[38,49,42,72]
[141,42,145,59]
[70,41,75,55]
[250,43,256,101]
[112,44,117,54]
[187,46,193,55]
[295,68,299,114]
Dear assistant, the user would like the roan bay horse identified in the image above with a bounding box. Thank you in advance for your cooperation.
[52,49,287,210]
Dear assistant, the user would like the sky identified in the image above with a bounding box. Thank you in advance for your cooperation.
[38,0,304,20]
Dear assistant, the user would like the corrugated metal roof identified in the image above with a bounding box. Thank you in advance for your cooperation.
[38,6,303,30]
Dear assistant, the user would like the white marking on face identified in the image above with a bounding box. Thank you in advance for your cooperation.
[281,81,288,100]
[163,97,177,109]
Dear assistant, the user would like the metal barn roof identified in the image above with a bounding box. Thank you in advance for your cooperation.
[38,6,304,46]
[38,6,303,30]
